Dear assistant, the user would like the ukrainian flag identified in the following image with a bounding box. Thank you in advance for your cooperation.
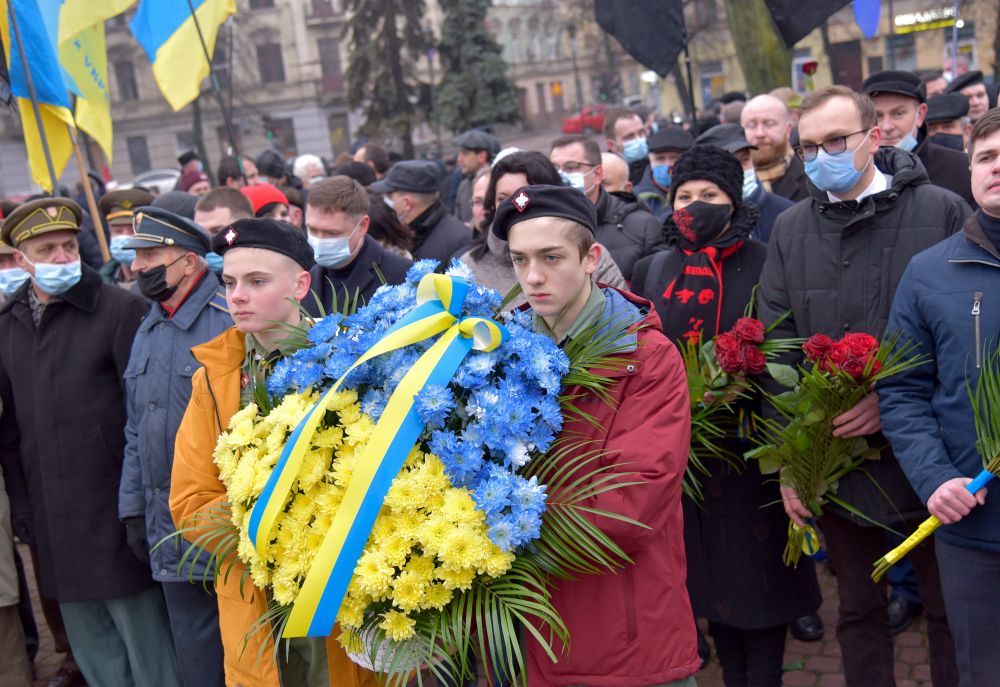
[2,0,75,192]
[130,0,235,112]
[53,0,137,163]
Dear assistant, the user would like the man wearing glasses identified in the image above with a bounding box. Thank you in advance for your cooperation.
[549,134,665,282]
[756,85,971,687]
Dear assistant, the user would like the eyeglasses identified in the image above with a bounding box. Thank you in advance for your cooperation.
[795,129,870,162]
[554,160,596,174]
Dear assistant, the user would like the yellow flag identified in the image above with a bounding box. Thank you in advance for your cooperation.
[59,23,114,162]
[57,0,135,47]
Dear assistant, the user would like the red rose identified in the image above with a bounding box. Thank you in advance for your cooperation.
[732,317,766,344]
[869,359,883,376]
[717,348,744,374]
[828,341,850,368]
[803,334,834,361]
[741,345,768,375]
[802,61,819,76]
[842,358,866,381]
[843,332,879,360]
[715,332,741,355]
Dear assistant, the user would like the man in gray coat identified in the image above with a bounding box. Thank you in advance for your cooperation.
[119,207,232,687]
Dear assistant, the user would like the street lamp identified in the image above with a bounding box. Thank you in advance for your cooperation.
[566,22,584,112]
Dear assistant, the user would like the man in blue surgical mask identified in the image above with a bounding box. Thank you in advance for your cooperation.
[757,85,972,687]
[98,187,155,292]
[0,198,181,687]
[301,176,412,316]
[633,127,694,222]
[604,108,652,187]
[861,70,974,207]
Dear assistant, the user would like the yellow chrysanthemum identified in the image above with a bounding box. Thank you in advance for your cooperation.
[390,570,428,612]
[436,565,476,591]
[380,610,416,641]
[423,582,453,610]
[438,526,489,570]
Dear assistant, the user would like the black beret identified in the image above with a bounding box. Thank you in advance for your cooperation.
[861,70,926,103]
[371,160,442,194]
[946,70,984,94]
[649,127,694,153]
[926,93,970,123]
[453,129,501,155]
[668,145,744,212]
[123,206,211,256]
[491,184,597,241]
[695,123,755,153]
[211,217,315,270]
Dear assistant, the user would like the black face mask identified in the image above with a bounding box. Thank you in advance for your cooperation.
[671,201,732,248]
[137,255,186,302]
[929,132,965,152]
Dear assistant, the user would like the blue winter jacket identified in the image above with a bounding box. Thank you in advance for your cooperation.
[744,181,795,243]
[879,212,1000,553]
[119,273,233,581]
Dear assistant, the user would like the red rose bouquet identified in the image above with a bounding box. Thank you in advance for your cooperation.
[745,332,925,565]
[682,315,801,500]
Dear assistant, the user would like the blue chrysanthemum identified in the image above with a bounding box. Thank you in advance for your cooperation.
[414,384,456,428]
[487,519,516,552]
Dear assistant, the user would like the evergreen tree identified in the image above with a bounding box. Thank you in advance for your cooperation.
[344,0,427,157]
[435,0,520,134]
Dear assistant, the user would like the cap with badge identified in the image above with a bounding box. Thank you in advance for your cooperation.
[861,70,927,103]
[99,188,155,226]
[371,160,443,195]
[926,93,970,123]
[491,184,597,241]
[1,197,83,247]
[211,217,315,270]
[695,123,756,153]
[123,206,211,256]
[649,127,695,153]
[453,129,501,156]
[946,70,984,94]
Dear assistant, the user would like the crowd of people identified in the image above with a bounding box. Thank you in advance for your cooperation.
[0,58,997,687]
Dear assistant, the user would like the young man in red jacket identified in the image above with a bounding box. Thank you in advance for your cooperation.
[493,184,699,686]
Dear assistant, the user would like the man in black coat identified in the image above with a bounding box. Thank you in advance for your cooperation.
[741,94,810,202]
[758,85,971,687]
[549,134,666,283]
[303,176,411,315]
[374,160,471,264]
[862,70,975,207]
[0,199,181,686]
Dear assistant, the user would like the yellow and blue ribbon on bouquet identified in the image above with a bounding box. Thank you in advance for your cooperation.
[246,273,507,637]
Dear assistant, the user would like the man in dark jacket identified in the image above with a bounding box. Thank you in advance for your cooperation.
[758,85,971,687]
[303,176,411,314]
[119,207,232,687]
[634,127,694,221]
[549,135,666,282]
[604,108,652,187]
[862,70,975,207]
[879,108,1000,687]
[695,123,794,242]
[926,93,972,152]
[741,93,810,202]
[494,184,699,687]
[452,129,499,224]
[374,160,471,264]
[0,199,181,686]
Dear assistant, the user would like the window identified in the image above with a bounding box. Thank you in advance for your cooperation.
[311,0,334,17]
[114,61,139,102]
[256,44,285,84]
[127,136,151,175]
[268,117,297,156]
[697,60,724,105]
[317,37,343,93]
[249,0,273,8]
[885,34,916,72]
[176,131,196,156]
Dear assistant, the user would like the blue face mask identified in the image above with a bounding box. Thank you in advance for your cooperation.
[206,251,224,274]
[26,258,82,296]
[109,236,136,266]
[652,164,671,188]
[622,137,648,163]
[803,130,872,194]
[896,132,918,152]
[559,170,593,195]
[308,218,362,268]
[742,169,760,199]
[0,267,30,296]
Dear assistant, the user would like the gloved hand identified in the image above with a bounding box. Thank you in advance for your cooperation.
[123,516,150,565]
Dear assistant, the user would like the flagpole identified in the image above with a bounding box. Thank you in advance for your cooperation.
[185,0,245,180]
[7,2,59,193]
[67,125,110,263]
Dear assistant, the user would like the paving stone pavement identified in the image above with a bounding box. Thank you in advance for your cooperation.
[22,544,934,686]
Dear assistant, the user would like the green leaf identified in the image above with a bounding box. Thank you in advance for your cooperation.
[766,362,799,388]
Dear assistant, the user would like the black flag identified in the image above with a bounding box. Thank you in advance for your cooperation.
[595,0,686,79]
[762,0,851,46]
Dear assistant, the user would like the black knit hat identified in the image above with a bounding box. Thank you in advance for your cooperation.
[668,144,744,211]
